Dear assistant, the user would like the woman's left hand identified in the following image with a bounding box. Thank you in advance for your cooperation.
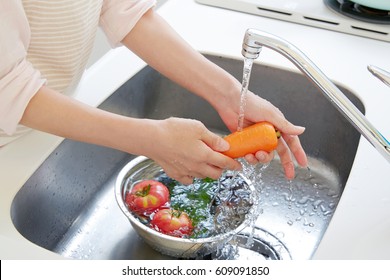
[216,90,308,180]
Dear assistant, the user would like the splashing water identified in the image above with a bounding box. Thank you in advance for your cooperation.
[213,157,343,260]
[237,58,254,132]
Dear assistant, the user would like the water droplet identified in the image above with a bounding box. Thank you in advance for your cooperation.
[298,196,310,204]
[313,199,323,209]
[327,189,339,197]
[322,210,333,216]
[328,202,336,209]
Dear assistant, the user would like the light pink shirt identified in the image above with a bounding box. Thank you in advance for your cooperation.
[0,0,155,144]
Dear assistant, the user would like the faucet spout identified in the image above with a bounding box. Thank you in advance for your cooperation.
[242,29,390,163]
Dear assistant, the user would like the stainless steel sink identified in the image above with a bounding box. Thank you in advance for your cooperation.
[10,54,364,260]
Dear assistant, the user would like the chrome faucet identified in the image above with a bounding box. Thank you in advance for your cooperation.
[368,65,390,88]
[242,29,390,163]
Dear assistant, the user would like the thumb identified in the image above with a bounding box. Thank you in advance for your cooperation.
[201,130,230,152]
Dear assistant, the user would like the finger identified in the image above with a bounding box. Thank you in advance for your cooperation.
[207,150,242,172]
[175,158,234,181]
[185,163,225,181]
[186,169,212,180]
[277,137,295,180]
[200,131,242,171]
[254,150,274,163]
[244,153,258,165]
[261,101,306,136]
[200,129,229,152]
[177,175,195,186]
[282,134,308,167]
[243,150,274,165]
[194,164,225,180]
[273,117,305,136]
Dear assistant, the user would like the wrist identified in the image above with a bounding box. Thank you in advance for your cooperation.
[116,118,161,157]
[203,69,242,113]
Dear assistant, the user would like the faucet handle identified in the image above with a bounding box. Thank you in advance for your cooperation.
[368,65,390,88]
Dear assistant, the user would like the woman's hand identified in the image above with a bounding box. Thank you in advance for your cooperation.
[216,90,308,180]
[144,117,242,185]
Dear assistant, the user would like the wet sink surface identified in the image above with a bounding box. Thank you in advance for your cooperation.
[11,55,364,259]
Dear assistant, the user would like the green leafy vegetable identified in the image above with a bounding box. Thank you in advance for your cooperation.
[157,175,218,231]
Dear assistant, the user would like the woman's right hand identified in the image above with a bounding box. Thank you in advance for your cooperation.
[215,90,308,180]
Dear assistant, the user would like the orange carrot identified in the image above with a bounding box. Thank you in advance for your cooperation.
[222,122,280,158]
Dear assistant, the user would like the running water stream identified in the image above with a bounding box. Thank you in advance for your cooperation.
[237,58,254,131]
[217,57,255,206]
[212,58,264,258]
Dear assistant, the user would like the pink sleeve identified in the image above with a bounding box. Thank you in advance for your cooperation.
[99,0,156,47]
[0,1,46,135]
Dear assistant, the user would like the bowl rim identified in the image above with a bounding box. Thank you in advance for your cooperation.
[114,156,255,244]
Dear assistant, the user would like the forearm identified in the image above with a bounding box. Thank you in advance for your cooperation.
[20,86,156,155]
[121,9,241,110]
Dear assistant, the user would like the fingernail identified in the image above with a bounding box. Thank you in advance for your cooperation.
[234,162,242,171]
[218,138,229,151]
[257,152,266,162]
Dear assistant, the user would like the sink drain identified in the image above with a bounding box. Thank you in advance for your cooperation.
[211,227,291,260]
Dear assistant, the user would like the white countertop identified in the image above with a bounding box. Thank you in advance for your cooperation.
[1,0,389,260]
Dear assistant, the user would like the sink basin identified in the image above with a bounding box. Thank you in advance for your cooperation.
[11,54,364,260]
